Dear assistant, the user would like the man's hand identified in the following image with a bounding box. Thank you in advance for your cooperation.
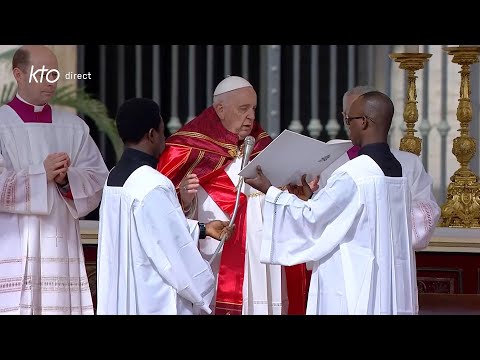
[43,152,69,182]
[205,220,235,241]
[54,154,71,186]
[179,173,200,208]
[287,174,319,201]
[244,166,272,194]
[308,175,320,193]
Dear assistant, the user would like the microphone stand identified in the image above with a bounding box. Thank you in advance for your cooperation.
[208,177,243,265]
[208,136,255,265]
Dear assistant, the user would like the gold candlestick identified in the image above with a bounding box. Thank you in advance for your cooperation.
[389,52,432,155]
[439,46,480,228]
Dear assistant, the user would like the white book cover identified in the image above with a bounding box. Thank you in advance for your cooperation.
[239,130,352,186]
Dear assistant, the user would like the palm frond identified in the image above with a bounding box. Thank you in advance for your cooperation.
[0,82,16,105]
[51,85,123,161]
[0,48,16,63]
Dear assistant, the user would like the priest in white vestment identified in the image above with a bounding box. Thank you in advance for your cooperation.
[0,45,108,314]
[245,91,418,315]
[97,98,233,315]
[158,76,289,315]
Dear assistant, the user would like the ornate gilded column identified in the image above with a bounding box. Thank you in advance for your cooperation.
[389,51,432,155]
[439,46,480,228]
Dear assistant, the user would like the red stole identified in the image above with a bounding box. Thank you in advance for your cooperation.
[7,96,53,123]
[200,167,247,315]
[157,106,271,314]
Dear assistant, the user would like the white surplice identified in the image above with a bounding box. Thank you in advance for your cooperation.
[260,155,417,315]
[196,156,288,315]
[0,104,108,315]
[320,147,440,250]
[97,165,215,315]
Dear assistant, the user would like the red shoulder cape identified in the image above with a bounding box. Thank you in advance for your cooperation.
[158,106,271,188]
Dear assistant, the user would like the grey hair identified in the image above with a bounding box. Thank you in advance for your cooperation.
[342,85,378,111]
[212,92,229,106]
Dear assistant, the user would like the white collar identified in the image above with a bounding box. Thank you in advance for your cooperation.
[16,93,47,113]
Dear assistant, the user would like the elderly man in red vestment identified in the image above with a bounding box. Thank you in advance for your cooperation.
[158,76,308,315]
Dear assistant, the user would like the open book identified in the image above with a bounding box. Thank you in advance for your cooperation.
[239,130,352,187]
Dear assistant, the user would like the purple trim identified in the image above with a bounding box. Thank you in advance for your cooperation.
[347,145,360,159]
[7,96,52,123]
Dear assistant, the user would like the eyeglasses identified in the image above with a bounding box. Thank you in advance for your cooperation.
[341,112,376,126]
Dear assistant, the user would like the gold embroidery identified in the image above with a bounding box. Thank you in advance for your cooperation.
[171,131,238,152]
[213,157,226,171]
[256,132,270,141]
[169,130,270,159]
[165,143,237,158]
[185,150,205,177]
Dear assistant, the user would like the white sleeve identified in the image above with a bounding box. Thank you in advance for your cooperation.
[0,151,49,215]
[135,187,215,314]
[63,127,109,218]
[260,172,359,266]
[409,158,441,250]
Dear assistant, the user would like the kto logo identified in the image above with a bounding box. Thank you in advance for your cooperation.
[29,65,60,84]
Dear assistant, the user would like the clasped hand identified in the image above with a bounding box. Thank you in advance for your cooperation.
[205,221,235,241]
[43,152,70,185]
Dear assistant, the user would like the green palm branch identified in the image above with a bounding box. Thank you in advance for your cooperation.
[51,85,123,160]
[0,82,15,104]
[0,82,123,161]
[0,48,16,63]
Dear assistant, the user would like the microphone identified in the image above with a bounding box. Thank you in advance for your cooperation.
[208,135,256,265]
[240,135,256,171]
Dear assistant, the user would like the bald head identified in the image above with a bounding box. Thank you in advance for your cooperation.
[12,45,59,106]
[359,91,394,134]
[346,90,394,147]
[13,45,57,72]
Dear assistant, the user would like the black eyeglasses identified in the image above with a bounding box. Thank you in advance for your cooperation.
[341,112,376,126]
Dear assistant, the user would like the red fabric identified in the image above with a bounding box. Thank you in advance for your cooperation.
[285,264,308,314]
[62,189,73,200]
[201,168,247,315]
[157,106,271,188]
